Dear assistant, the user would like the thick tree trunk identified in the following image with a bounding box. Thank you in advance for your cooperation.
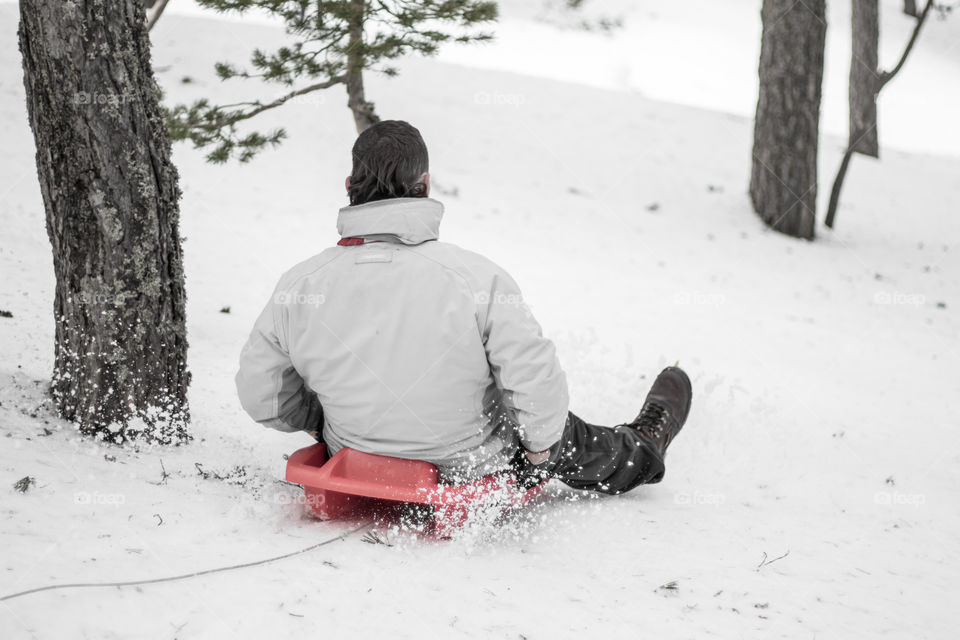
[749,0,827,240]
[346,0,379,133]
[850,0,880,157]
[19,0,190,443]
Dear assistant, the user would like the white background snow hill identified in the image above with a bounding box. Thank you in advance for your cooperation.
[1,1,959,638]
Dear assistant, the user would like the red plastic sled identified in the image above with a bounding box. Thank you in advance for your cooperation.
[285,443,544,536]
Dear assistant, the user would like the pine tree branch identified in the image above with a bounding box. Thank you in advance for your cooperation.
[374,0,404,21]
[209,75,346,130]
[168,0,498,161]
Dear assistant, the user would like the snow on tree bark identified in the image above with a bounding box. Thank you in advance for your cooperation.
[19,0,190,443]
[749,0,827,240]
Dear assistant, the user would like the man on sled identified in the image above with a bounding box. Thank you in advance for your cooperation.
[237,120,692,496]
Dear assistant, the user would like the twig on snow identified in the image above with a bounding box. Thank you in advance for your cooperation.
[756,550,790,571]
[361,530,391,546]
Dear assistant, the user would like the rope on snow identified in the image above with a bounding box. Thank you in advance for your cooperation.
[0,520,374,603]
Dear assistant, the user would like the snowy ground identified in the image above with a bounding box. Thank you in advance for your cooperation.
[2,3,959,639]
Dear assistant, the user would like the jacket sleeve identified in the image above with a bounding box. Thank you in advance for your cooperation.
[478,270,569,452]
[235,291,323,434]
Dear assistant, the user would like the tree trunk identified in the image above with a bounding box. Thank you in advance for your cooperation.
[903,0,918,17]
[346,0,379,133]
[850,0,880,157]
[19,0,190,443]
[825,0,933,229]
[749,0,827,240]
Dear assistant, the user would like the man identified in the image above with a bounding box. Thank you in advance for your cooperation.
[237,120,692,494]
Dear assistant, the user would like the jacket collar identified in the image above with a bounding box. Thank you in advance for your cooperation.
[337,197,444,246]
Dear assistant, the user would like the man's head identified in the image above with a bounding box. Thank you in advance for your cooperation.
[346,120,430,206]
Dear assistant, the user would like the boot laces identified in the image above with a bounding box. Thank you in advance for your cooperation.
[636,402,668,436]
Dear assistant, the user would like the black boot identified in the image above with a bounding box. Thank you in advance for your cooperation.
[629,366,692,455]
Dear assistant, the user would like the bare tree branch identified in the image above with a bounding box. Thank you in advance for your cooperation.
[146,0,171,32]
[825,0,937,228]
[878,0,934,89]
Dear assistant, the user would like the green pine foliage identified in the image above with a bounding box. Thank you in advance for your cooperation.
[165,0,497,163]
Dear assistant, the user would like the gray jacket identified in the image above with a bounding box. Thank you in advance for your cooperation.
[235,197,569,479]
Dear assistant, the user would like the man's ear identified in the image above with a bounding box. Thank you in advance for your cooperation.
[421,172,430,196]
[345,176,351,193]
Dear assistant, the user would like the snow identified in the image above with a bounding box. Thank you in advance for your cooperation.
[2,2,959,638]
[162,0,960,156]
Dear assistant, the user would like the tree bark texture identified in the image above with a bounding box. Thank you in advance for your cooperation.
[749,0,827,240]
[19,0,190,442]
[850,0,880,158]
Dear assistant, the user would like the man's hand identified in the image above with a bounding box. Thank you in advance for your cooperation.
[525,449,550,465]
[512,448,552,490]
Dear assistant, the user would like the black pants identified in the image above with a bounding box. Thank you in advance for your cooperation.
[547,412,665,495]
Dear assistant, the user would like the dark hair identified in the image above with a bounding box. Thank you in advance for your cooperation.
[348,120,429,205]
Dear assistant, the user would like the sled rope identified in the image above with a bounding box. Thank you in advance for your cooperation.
[0,520,373,603]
